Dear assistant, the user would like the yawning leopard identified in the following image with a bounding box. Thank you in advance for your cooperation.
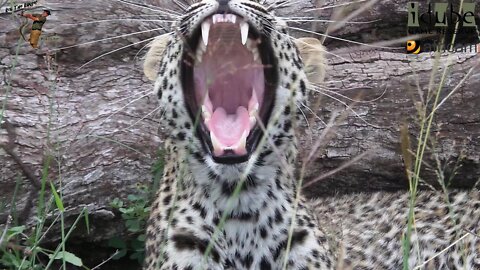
[142,0,480,269]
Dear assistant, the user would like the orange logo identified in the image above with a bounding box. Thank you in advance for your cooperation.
[406,40,421,54]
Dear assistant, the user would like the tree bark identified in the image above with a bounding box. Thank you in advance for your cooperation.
[0,0,479,264]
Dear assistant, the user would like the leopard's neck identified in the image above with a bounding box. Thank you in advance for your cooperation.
[164,139,299,217]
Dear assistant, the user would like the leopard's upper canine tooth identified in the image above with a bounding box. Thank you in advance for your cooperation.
[201,21,210,46]
[240,21,249,45]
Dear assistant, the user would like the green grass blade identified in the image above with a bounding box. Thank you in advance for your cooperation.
[49,182,64,212]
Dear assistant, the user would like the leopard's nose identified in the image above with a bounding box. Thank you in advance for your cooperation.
[217,0,230,13]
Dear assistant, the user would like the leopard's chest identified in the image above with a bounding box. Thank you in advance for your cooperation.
[209,198,294,269]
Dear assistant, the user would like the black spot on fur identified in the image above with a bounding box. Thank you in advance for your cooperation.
[221,181,235,196]
[260,226,268,238]
[260,257,271,270]
[192,202,207,218]
[291,72,297,81]
[291,229,309,246]
[274,208,283,223]
[171,233,220,263]
[162,78,168,90]
[242,253,253,268]
[230,211,259,222]
[300,79,306,96]
[283,120,291,132]
[177,132,186,141]
[163,194,172,205]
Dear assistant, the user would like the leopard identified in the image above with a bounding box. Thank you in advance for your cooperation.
[141,0,480,269]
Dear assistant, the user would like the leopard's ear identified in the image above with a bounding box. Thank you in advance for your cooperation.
[143,34,170,81]
[294,37,327,85]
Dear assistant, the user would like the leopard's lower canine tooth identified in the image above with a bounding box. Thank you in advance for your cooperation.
[209,131,225,156]
[229,130,248,155]
[201,21,210,46]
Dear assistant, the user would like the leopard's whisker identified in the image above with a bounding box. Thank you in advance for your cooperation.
[82,91,153,138]
[113,0,181,18]
[326,0,380,34]
[305,0,369,11]
[286,25,396,49]
[75,36,159,71]
[172,0,189,11]
[298,101,327,127]
[311,85,388,104]
[317,90,385,129]
[53,28,165,52]
[121,105,163,132]
[287,31,352,62]
[269,0,305,10]
[108,89,152,107]
[296,103,311,129]
[61,19,175,26]
[280,18,380,25]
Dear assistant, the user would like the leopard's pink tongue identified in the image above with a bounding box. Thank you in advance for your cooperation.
[206,107,250,156]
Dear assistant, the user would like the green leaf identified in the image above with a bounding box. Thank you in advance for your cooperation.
[49,251,83,266]
[126,219,141,232]
[108,237,127,249]
[49,182,64,212]
[137,234,146,242]
[6,225,26,241]
[119,207,134,214]
[8,225,26,234]
[127,194,140,201]
[113,248,127,260]
[111,198,123,208]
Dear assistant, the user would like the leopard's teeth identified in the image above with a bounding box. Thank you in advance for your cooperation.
[201,21,210,46]
[240,21,249,45]
[229,130,248,155]
[213,14,237,24]
[210,131,225,156]
[253,48,260,62]
[196,40,207,63]
[246,39,260,62]
[202,105,211,121]
[248,88,259,113]
[249,116,256,129]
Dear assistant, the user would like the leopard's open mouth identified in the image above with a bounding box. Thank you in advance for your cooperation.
[182,13,277,164]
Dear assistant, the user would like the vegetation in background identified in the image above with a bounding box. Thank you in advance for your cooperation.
[108,150,164,266]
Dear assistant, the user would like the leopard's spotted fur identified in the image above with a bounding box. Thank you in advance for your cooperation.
[143,1,480,269]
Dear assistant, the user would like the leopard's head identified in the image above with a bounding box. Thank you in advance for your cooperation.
[144,0,325,171]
